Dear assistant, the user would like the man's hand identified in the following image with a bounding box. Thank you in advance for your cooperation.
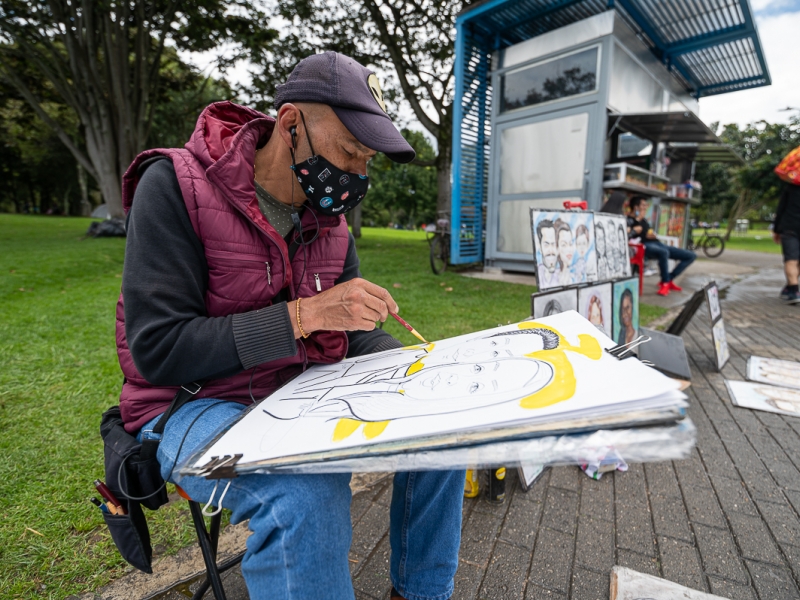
[774,232,782,244]
[289,278,399,337]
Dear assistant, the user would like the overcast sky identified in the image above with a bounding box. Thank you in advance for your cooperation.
[697,0,800,130]
[185,1,797,134]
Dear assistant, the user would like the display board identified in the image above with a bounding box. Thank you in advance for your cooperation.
[531,210,599,290]
[711,320,730,370]
[747,356,800,390]
[727,380,800,418]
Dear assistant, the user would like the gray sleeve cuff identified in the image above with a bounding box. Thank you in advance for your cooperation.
[232,302,298,370]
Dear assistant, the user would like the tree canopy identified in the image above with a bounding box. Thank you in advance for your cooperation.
[0,0,273,217]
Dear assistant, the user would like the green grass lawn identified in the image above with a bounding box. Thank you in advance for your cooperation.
[694,229,782,254]
[0,215,664,598]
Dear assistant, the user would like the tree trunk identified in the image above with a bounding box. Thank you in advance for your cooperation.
[436,141,452,219]
[351,203,363,238]
[77,163,92,216]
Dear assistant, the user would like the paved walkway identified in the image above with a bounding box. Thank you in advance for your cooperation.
[124,251,800,600]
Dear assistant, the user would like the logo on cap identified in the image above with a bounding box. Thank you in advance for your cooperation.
[367,73,386,113]
[320,197,333,208]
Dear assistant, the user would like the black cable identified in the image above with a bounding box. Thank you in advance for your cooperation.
[117,400,227,502]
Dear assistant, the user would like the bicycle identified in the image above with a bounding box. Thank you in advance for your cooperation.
[427,215,450,275]
[688,225,725,258]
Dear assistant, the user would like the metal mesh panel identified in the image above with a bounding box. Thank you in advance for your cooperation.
[451,27,492,265]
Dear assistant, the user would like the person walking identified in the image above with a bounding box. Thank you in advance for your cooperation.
[626,196,696,296]
[774,182,800,304]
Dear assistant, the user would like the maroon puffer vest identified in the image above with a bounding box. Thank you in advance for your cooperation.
[117,102,350,433]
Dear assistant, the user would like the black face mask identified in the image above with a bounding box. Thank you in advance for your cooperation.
[290,114,369,216]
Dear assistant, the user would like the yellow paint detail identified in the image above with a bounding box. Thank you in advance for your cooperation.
[518,322,603,410]
[332,418,362,442]
[407,360,425,375]
[496,467,506,480]
[363,420,390,439]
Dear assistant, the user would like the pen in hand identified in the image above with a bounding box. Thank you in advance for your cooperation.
[389,313,428,344]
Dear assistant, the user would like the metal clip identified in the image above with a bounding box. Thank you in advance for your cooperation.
[181,381,203,395]
[197,454,243,480]
[606,335,652,359]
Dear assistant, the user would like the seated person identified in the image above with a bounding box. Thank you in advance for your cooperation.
[626,196,696,296]
[119,52,463,600]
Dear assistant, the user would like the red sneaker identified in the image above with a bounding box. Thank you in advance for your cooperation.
[667,281,683,292]
[657,282,671,296]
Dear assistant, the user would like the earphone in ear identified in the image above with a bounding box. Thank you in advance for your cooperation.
[290,125,297,150]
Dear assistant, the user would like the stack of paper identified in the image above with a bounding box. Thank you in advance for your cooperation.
[180,311,690,477]
[725,356,800,418]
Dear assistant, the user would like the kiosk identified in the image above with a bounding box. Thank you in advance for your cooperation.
[450,2,768,273]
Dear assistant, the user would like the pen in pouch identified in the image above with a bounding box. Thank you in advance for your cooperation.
[89,497,109,513]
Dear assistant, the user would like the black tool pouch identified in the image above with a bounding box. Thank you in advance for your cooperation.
[99,381,204,573]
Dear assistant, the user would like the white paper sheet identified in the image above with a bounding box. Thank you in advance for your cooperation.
[727,379,800,417]
[747,356,800,390]
[183,311,684,473]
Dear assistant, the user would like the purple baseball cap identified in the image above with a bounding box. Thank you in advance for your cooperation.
[274,52,415,164]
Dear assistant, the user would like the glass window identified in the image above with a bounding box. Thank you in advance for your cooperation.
[500,112,589,195]
[497,198,580,254]
[500,47,598,113]
[617,132,653,158]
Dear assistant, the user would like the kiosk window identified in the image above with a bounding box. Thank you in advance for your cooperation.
[500,47,598,113]
[617,132,653,158]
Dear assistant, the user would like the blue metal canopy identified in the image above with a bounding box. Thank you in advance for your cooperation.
[458,0,770,97]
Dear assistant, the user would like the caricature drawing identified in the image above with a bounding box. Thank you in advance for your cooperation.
[536,219,560,289]
[595,222,609,280]
[555,219,576,286]
[259,321,603,443]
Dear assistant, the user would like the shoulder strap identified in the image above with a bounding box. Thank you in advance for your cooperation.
[139,380,205,460]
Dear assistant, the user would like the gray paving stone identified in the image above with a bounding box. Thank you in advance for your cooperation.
[541,488,579,535]
[524,584,565,599]
[528,528,574,594]
[696,445,739,480]
[727,512,785,565]
[569,568,608,600]
[682,483,728,529]
[707,576,756,600]
[579,474,613,522]
[749,434,790,463]
[766,460,800,492]
[693,523,749,584]
[615,501,656,557]
[352,535,392,600]
[351,501,391,558]
[614,463,648,503]
[650,493,693,542]
[746,560,800,599]
[548,466,582,492]
[452,561,484,600]
[658,536,706,593]
[574,515,614,572]
[477,542,529,600]
[500,491,544,550]
[459,507,503,567]
[710,475,758,517]
[674,457,713,491]
[644,462,681,498]
[756,498,800,546]
[615,549,660,577]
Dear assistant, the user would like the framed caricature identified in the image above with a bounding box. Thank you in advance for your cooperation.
[711,319,730,371]
[594,213,631,281]
[531,288,578,319]
[705,281,722,323]
[578,283,613,338]
[612,278,639,346]
[531,209,599,291]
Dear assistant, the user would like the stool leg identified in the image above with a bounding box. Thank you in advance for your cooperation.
[189,501,227,600]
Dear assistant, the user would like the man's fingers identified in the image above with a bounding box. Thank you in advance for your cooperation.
[359,280,399,314]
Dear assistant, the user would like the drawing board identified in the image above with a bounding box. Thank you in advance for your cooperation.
[726,380,800,418]
[181,311,685,475]
[711,319,730,370]
[531,288,578,319]
[612,278,639,346]
[747,356,800,390]
[578,283,613,338]
[594,213,631,281]
[705,282,722,323]
[531,210,598,290]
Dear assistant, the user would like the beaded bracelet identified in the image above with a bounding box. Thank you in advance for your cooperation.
[296,298,310,338]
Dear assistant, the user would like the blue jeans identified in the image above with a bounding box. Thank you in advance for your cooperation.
[643,240,696,283]
[139,399,464,600]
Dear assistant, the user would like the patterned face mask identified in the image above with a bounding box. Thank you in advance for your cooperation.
[290,112,369,216]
